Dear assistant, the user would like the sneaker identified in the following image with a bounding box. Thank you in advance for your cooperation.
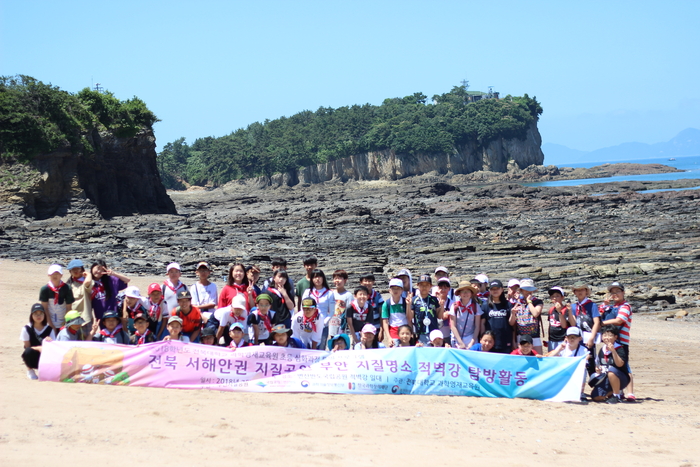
[27,369,38,380]
[580,393,588,403]
[626,394,637,402]
[606,395,622,404]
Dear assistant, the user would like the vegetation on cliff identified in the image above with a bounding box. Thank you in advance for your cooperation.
[158,86,542,189]
[0,75,159,162]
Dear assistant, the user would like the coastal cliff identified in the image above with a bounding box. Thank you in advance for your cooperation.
[1,129,176,219]
[256,122,544,188]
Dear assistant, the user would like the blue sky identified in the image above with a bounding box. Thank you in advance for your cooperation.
[2,0,698,153]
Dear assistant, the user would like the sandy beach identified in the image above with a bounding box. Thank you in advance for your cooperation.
[1,259,699,467]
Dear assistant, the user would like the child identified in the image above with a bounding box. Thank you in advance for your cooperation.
[512,278,544,354]
[547,286,575,351]
[190,262,218,313]
[66,259,93,334]
[359,273,384,326]
[330,270,353,337]
[228,323,252,349]
[472,274,490,301]
[411,274,443,345]
[20,304,56,379]
[121,286,149,333]
[93,310,130,344]
[163,262,188,312]
[346,286,371,346]
[270,324,305,348]
[200,327,218,346]
[172,290,202,343]
[263,257,295,297]
[264,269,294,328]
[40,264,75,330]
[354,323,385,350]
[163,316,189,342]
[449,282,483,349]
[327,334,351,352]
[90,260,130,324]
[510,335,541,356]
[246,265,262,295]
[435,277,454,343]
[600,281,635,401]
[545,326,590,402]
[396,268,416,298]
[431,267,454,302]
[571,282,601,377]
[291,298,324,349]
[215,294,248,345]
[469,331,495,352]
[396,325,415,347]
[218,263,255,310]
[130,312,156,345]
[295,256,318,310]
[381,278,413,348]
[428,329,449,348]
[143,282,169,339]
[591,325,629,404]
[302,269,333,349]
[55,310,98,341]
[247,294,274,344]
[507,279,520,305]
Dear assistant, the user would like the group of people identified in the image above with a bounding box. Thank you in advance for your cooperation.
[21,256,634,403]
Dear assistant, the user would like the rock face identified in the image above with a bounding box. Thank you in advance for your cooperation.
[1,129,176,219]
[261,122,544,187]
[1,169,698,317]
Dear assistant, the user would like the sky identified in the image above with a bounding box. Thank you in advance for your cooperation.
[2,0,699,153]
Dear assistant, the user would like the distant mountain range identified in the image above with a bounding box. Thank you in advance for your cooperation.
[543,128,700,165]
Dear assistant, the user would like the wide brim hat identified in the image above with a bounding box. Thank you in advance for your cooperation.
[455,281,478,296]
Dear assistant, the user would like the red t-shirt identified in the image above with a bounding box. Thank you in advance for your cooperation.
[510,348,541,357]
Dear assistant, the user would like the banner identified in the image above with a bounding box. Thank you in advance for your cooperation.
[39,341,586,401]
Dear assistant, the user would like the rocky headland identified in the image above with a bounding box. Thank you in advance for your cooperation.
[1,163,698,319]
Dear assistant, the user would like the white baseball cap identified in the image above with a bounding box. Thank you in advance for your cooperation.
[507,279,520,288]
[434,266,449,275]
[389,278,404,288]
[124,286,142,299]
[429,329,444,342]
[474,274,489,284]
[231,294,247,310]
[166,262,181,272]
[47,264,63,276]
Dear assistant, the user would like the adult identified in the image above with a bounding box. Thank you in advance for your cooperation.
[482,280,514,354]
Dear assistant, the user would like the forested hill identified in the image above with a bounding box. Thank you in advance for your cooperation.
[157,87,543,189]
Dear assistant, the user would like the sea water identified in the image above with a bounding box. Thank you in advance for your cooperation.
[524,155,700,188]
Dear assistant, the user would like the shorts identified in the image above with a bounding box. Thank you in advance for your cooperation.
[591,366,630,398]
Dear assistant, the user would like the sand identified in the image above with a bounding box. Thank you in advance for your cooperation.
[1,259,699,467]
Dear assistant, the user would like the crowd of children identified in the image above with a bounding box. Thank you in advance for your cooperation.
[21,256,635,403]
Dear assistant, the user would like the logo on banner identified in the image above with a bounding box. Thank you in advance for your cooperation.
[392,385,399,393]
[301,380,310,388]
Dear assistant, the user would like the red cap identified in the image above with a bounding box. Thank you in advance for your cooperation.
[147,283,161,295]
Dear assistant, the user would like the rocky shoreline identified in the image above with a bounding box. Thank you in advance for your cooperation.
[1,163,698,319]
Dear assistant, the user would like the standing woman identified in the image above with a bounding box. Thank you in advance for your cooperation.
[510,278,544,355]
[264,269,295,328]
[218,263,255,311]
[481,280,515,354]
[90,259,130,325]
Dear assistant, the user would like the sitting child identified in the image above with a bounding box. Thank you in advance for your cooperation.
[510,335,541,356]
[20,304,56,380]
[396,324,416,347]
[93,310,130,344]
[56,310,98,341]
[291,298,324,349]
[200,327,218,346]
[171,290,202,343]
[130,312,156,345]
[214,294,248,346]
[591,325,630,404]
[247,294,274,345]
[163,316,190,342]
[327,334,351,352]
[353,323,385,350]
[228,323,252,349]
[270,324,305,348]
[469,331,495,352]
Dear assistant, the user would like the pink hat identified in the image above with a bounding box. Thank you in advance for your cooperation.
[361,323,377,334]
[507,279,520,288]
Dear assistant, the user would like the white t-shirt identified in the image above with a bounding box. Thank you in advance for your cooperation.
[163,281,188,314]
[560,344,590,358]
[190,282,218,309]
[19,325,56,342]
[302,288,333,322]
[141,298,170,319]
[214,306,248,330]
[329,290,353,335]
[291,310,323,348]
